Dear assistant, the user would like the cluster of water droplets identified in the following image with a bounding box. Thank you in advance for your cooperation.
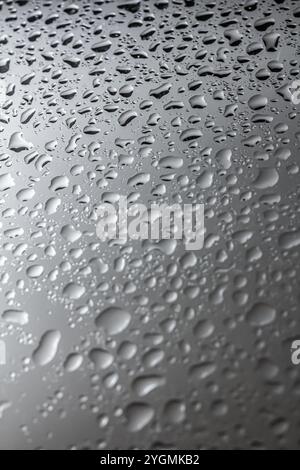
[0,0,300,450]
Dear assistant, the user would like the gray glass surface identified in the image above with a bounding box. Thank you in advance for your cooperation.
[0,0,300,450]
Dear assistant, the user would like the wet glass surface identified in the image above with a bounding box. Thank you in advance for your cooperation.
[0,0,300,450]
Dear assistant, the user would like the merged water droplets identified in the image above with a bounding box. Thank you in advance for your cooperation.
[125,402,155,432]
[246,302,277,327]
[32,330,62,366]
[95,307,131,336]
[63,282,86,300]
